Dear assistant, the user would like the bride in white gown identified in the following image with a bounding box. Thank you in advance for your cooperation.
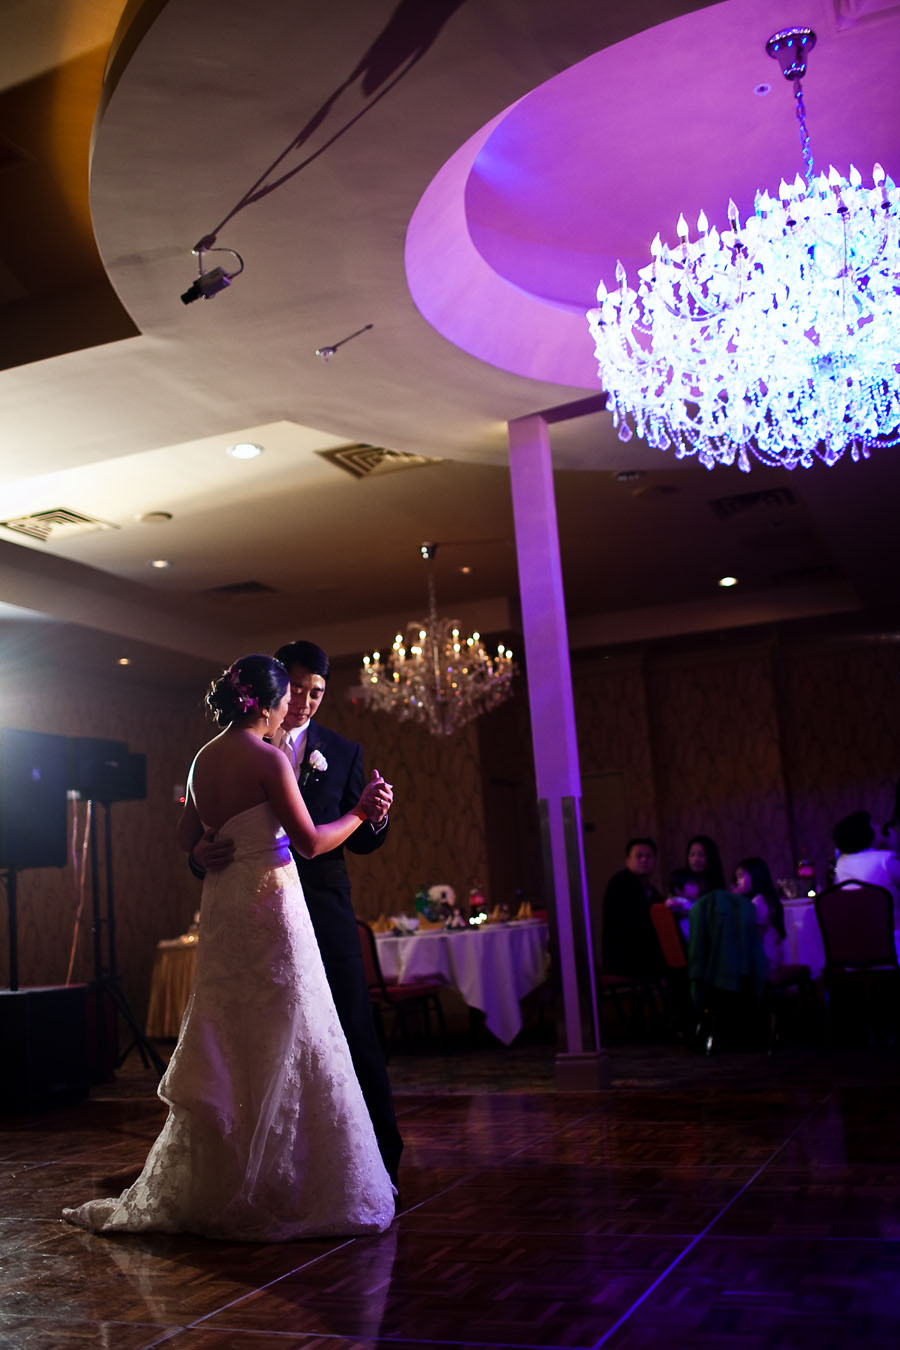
[63,655,396,1241]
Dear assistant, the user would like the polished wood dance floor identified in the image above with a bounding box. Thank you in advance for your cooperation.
[3,1041,900,1348]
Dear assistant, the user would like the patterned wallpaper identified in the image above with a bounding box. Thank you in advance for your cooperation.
[573,653,658,838]
[644,643,793,887]
[776,639,900,886]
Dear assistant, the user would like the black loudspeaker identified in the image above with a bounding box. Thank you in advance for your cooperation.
[0,985,90,1112]
[0,728,68,869]
[67,737,147,804]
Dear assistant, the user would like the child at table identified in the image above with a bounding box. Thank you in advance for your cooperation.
[734,856,785,972]
[665,868,702,943]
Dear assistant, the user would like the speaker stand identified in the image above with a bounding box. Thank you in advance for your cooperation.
[89,802,165,1079]
[1,868,20,991]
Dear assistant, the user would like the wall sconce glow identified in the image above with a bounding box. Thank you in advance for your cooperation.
[149,559,172,569]
[227,442,263,460]
[718,575,738,588]
[586,28,900,471]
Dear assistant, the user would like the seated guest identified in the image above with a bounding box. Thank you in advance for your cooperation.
[734,856,785,972]
[666,867,703,944]
[833,810,900,951]
[666,868,702,914]
[601,837,664,976]
[685,834,726,894]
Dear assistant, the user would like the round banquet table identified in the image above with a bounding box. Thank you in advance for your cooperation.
[374,920,550,1045]
[145,937,198,1038]
[781,899,825,979]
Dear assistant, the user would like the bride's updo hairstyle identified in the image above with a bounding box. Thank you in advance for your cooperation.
[206,655,289,726]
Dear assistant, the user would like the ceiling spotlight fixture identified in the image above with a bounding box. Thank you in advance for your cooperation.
[149,559,172,569]
[181,236,244,305]
[137,511,173,524]
[227,442,264,460]
[117,657,131,666]
[315,323,373,361]
[718,575,738,588]
[587,26,900,471]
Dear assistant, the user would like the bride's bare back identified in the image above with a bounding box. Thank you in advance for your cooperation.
[188,729,279,830]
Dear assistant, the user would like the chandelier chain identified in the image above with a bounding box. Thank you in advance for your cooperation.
[793,80,815,189]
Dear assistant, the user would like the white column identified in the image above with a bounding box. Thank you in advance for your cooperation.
[508,413,606,1089]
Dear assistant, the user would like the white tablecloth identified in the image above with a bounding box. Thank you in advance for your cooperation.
[375,921,550,1044]
[782,900,825,979]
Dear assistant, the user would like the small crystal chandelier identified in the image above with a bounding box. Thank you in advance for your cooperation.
[586,27,900,472]
[358,543,517,736]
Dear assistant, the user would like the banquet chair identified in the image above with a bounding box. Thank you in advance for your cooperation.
[649,903,693,1039]
[356,920,448,1057]
[814,881,900,1044]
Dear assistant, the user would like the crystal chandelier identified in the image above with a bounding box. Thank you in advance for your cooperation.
[586,27,900,472]
[358,543,517,736]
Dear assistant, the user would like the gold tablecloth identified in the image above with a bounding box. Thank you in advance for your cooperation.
[145,937,198,1038]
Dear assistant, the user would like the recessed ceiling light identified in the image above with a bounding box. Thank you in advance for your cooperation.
[460,565,472,574]
[149,559,172,569]
[117,657,131,666]
[227,442,263,460]
[137,511,173,524]
[719,575,738,588]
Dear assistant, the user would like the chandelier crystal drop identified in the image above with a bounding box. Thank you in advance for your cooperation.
[586,27,900,471]
[357,543,517,737]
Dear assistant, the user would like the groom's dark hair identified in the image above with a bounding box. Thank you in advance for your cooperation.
[273,639,330,682]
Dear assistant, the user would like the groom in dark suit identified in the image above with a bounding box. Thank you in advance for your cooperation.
[192,639,402,1186]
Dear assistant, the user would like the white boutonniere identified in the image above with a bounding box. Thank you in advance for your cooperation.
[308,749,328,773]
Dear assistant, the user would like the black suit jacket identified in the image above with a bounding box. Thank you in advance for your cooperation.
[291,721,389,961]
[600,868,664,976]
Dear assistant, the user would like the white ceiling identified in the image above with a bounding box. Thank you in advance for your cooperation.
[1,0,899,685]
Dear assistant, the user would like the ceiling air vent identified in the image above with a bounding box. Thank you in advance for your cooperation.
[708,487,800,522]
[206,580,276,597]
[0,508,120,542]
[316,444,441,479]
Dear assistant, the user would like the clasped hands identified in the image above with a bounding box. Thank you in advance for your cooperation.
[358,769,392,828]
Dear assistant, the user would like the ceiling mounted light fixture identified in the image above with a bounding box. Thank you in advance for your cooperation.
[227,442,263,459]
[587,27,900,472]
[315,323,373,361]
[181,237,244,305]
[357,543,517,737]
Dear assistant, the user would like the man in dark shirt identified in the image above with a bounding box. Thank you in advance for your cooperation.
[601,837,664,976]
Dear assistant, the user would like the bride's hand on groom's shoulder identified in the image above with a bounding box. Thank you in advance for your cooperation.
[192,827,235,873]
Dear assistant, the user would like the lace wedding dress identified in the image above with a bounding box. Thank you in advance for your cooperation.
[63,802,395,1241]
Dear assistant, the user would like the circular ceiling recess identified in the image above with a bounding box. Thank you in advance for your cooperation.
[405,0,900,390]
